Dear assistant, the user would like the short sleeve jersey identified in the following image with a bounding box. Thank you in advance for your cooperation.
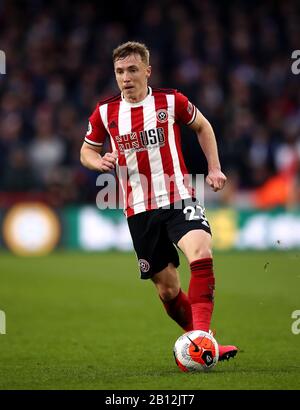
[85,87,197,217]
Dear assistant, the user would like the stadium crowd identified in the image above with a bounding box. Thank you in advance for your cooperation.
[0,0,299,208]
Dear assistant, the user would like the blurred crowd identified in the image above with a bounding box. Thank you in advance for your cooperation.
[0,0,299,208]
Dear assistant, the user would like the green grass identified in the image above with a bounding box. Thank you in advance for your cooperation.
[0,250,299,390]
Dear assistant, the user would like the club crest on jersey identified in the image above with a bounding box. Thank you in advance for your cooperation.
[156,109,168,123]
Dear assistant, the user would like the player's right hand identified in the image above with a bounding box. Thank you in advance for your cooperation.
[99,150,118,172]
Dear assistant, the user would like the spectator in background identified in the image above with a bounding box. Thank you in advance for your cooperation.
[0,0,299,208]
[28,105,66,183]
[1,147,40,192]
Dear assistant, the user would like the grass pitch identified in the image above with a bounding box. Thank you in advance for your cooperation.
[0,250,299,390]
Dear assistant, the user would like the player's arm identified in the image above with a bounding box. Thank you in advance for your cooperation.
[80,142,118,172]
[189,109,227,192]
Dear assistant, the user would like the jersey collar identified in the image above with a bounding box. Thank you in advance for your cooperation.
[121,86,152,106]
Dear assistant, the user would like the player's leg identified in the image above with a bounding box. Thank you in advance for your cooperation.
[166,201,238,360]
[177,229,214,332]
[151,262,180,301]
[151,263,193,331]
[177,230,238,361]
[127,209,192,331]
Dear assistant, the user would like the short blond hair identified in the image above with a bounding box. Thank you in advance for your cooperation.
[113,41,150,65]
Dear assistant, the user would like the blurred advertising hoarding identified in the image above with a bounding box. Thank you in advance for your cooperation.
[1,203,300,255]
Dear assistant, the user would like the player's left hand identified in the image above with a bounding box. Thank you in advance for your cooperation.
[206,169,227,192]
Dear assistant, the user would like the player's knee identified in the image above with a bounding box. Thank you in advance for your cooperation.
[189,247,212,262]
[159,286,180,302]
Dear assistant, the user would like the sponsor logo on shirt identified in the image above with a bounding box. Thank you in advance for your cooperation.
[86,121,92,136]
[187,101,193,115]
[109,120,117,129]
[115,127,165,153]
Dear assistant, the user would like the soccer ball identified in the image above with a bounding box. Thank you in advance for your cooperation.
[173,330,219,372]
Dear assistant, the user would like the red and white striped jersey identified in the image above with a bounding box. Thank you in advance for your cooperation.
[85,87,197,217]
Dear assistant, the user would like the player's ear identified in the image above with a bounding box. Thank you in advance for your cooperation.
[146,65,152,78]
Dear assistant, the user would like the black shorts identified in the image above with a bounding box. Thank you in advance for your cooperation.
[127,199,212,279]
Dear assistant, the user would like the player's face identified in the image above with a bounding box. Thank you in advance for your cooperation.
[114,53,151,103]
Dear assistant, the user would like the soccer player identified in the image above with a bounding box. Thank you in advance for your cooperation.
[80,41,238,361]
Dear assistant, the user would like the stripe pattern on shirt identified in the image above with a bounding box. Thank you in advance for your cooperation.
[97,88,193,217]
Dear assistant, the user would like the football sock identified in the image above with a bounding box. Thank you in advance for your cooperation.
[188,258,215,332]
[161,288,193,331]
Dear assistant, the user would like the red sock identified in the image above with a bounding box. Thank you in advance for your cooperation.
[161,289,193,331]
[188,258,215,332]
